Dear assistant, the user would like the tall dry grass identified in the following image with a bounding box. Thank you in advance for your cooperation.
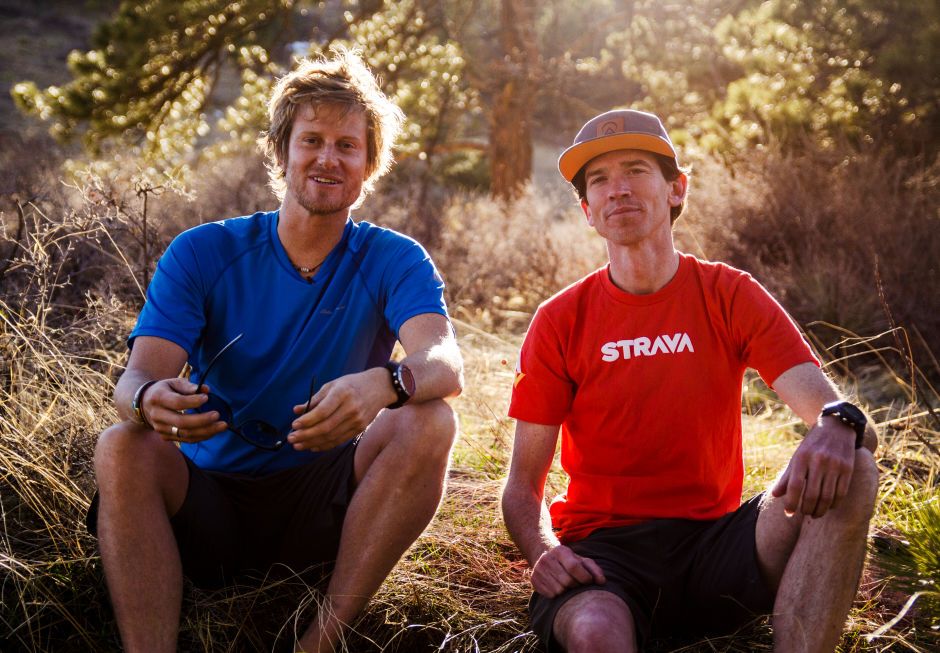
[1,142,938,651]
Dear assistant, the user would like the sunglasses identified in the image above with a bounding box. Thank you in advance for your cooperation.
[193,333,316,451]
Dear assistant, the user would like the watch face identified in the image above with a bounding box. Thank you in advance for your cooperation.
[399,364,416,396]
[841,403,865,422]
[842,402,865,422]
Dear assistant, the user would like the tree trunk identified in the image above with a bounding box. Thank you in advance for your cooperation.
[489,0,540,200]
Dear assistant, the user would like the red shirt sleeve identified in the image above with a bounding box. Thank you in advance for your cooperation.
[509,304,573,425]
[729,272,820,386]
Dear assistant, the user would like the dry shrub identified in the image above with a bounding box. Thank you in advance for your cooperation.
[149,149,273,234]
[378,185,607,331]
[0,132,63,201]
[686,144,940,374]
[1,179,173,316]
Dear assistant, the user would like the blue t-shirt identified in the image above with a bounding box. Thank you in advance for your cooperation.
[130,211,447,475]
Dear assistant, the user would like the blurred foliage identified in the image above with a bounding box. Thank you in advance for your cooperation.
[11,0,940,184]
[209,1,478,160]
[12,0,480,188]
[712,0,940,153]
[12,0,294,158]
[603,0,939,154]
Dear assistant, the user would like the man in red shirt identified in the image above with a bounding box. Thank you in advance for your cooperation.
[501,109,878,652]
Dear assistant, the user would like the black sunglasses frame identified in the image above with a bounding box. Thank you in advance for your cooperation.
[194,333,316,451]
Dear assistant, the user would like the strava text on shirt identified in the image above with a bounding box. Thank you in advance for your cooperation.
[600,333,694,362]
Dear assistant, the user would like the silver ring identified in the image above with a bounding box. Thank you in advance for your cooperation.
[170,425,179,437]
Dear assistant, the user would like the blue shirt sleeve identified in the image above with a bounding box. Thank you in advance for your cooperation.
[379,234,448,337]
[129,229,208,354]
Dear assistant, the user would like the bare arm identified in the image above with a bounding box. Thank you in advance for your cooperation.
[501,420,605,597]
[502,421,562,565]
[115,335,227,441]
[772,362,877,452]
[288,312,463,451]
[770,362,878,518]
[396,313,464,403]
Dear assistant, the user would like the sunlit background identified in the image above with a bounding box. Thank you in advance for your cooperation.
[1,1,938,651]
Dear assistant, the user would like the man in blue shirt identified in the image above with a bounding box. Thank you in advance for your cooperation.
[90,49,464,653]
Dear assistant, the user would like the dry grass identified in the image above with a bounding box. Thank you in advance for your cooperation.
[1,152,939,651]
[3,300,937,651]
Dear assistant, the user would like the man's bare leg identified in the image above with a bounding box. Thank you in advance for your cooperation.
[756,449,879,652]
[553,590,637,653]
[93,424,190,653]
[297,399,458,652]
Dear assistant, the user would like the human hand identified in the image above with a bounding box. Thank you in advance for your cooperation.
[772,416,856,518]
[141,377,228,443]
[287,368,394,451]
[530,545,606,598]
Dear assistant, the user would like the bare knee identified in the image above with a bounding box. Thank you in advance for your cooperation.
[95,423,140,476]
[838,449,879,523]
[397,399,458,456]
[555,592,636,653]
[563,615,624,652]
[96,422,157,475]
[94,422,187,505]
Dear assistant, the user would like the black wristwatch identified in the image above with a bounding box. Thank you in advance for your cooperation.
[384,361,415,409]
[820,401,867,449]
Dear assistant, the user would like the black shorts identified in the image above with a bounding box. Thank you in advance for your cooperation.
[529,495,774,651]
[87,440,358,588]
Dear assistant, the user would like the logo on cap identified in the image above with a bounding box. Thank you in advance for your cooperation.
[597,118,624,138]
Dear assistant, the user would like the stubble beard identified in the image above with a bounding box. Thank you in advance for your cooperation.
[295,187,349,216]
[288,171,356,218]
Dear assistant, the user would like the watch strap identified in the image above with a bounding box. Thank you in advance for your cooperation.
[820,401,866,449]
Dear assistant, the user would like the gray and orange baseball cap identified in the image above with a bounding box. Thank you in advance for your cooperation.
[558,109,678,182]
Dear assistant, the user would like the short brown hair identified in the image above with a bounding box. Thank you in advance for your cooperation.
[260,48,404,203]
[571,153,689,224]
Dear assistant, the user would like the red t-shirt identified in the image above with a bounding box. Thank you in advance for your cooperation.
[509,254,819,544]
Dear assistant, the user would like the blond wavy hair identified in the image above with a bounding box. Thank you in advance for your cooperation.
[260,48,404,203]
